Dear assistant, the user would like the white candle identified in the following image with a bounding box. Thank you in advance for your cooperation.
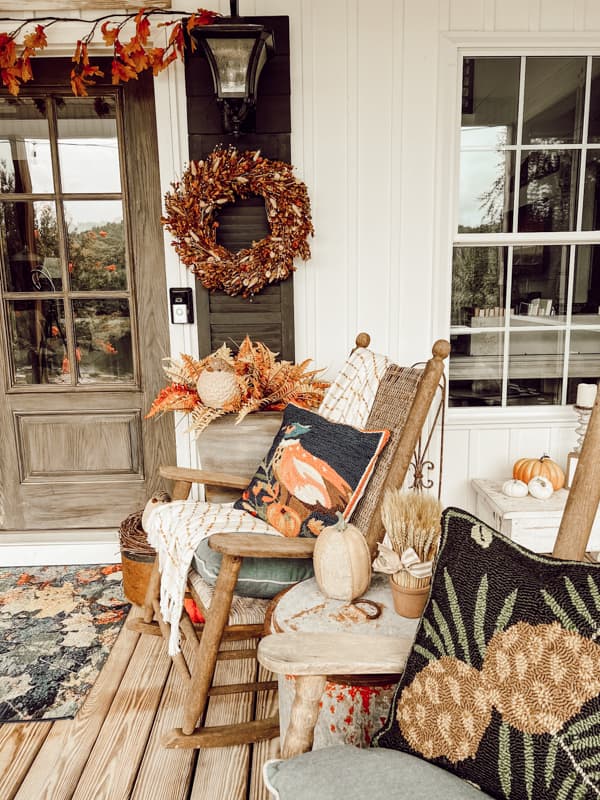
[576,383,598,408]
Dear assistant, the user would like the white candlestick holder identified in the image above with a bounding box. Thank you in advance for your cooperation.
[574,404,593,453]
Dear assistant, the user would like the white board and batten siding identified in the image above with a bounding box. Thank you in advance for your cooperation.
[191,0,593,510]
[2,1,597,569]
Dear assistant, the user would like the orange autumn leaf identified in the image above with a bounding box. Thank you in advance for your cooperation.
[71,63,103,97]
[2,67,22,96]
[185,10,219,50]
[147,46,178,76]
[18,56,33,83]
[121,39,149,73]
[167,22,185,59]
[101,21,120,47]
[0,33,17,69]
[23,24,47,52]
[134,9,151,46]
[111,57,138,85]
[145,383,200,419]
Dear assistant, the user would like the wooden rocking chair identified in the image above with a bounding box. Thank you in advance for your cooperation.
[132,333,450,751]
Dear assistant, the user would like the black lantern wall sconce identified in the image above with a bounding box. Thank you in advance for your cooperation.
[191,0,275,136]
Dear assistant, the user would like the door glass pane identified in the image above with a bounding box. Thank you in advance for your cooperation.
[458,151,514,233]
[517,150,578,232]
[57,96,121,193]
[9,298,67,385]
[451,247,508,326]
[586,58,600,143]
[582,150,600,231]
[510,245,569,324]
[566,329,600,403]
[508,330,564,404]
[1,201,61,291]
[572,245,600,317]
[0,97,53,194]
[73,299,133,383]
[461,57,520,147]
[449,332,504,407]
[64,201,127,290]
[523,57,586,144]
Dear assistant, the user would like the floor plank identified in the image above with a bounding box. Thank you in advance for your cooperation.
[71,626,171,800]
[131,641,197,800]
[14,607,142,800]
[249,663,280,800]
[0,722,52,800]
[190,639,255,800]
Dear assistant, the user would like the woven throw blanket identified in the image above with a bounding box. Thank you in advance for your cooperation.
[318,347,390,427]
[146,345,389,656]
[145,501,279,655]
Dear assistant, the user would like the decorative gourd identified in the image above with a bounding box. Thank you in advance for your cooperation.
[502,479,528,498]
[196,356,241,409]
[527,475,554,500]
[313,512,371,601]
[512,454,565,491]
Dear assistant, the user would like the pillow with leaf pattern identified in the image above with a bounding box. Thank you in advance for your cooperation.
[373,506,600,800]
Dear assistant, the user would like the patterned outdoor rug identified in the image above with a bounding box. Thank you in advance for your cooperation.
[0,564,130,723]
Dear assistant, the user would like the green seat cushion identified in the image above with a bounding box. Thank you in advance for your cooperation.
[192,535,314,599]
[373,507,600,800]
[263,746,490,799]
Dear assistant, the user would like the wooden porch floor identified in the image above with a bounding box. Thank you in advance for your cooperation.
[0,606,279,800]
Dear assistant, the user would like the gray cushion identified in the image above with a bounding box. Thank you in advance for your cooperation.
[263,746,491,799]
[192,535,314,599]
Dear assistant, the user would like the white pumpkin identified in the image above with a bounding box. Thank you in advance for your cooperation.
[196,356,241,409]
[527,476,554,500]
[313,513,371,601]
[502,479,528,498]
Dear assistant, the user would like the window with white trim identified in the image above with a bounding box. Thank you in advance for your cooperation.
[449,56,600,407]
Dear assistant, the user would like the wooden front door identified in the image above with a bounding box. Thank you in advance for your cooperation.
[0,61,174,533]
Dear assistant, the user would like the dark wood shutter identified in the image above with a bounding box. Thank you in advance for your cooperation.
[184,15,294,360]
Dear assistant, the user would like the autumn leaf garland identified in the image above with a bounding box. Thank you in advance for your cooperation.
[0,8,219,97]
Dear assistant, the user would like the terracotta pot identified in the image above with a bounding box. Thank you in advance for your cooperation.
[388,575,430,618]
[196,411,283,502]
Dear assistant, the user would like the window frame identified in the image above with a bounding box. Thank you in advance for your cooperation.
[445,43,600,414]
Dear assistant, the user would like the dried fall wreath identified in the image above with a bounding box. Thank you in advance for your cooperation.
[162,147,313,297]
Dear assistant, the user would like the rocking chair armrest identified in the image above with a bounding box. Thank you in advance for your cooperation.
[257,632,413,676]
[159,466,249,490]
[208,533,316,559]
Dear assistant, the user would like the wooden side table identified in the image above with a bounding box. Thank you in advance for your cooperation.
[472,479,600,553]
[268,573,419,749]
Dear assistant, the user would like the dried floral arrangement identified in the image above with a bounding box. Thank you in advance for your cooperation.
[146,336,328,436]
[375,490,443,589]
[0,8,218,96]
[162,147,314,297]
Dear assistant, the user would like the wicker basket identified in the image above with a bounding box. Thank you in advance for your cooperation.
[119,509,157,606]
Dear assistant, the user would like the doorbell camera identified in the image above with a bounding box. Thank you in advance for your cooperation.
[169,287,194,324]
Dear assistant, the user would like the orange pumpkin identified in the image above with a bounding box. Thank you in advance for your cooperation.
[512,455,565,491]
[266,502,302,537]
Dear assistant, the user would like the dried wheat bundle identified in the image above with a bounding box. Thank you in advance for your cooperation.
[381,490,443,588]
